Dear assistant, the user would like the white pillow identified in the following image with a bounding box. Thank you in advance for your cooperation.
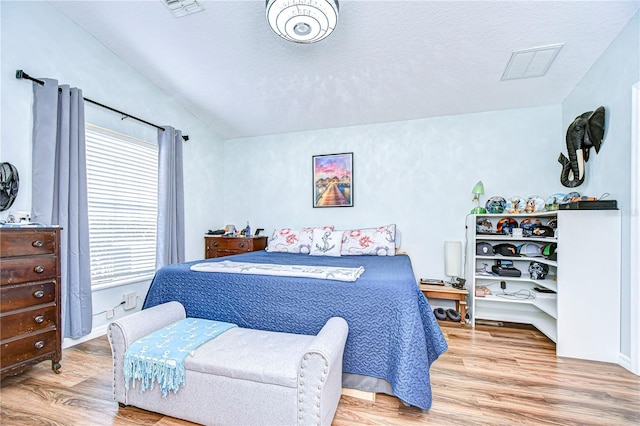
[266,226,333,254]
[340,224,396,256]
[310,229,343,257]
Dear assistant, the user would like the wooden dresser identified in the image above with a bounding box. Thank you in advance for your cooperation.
[1,226,62,378]
[204,235,268,259]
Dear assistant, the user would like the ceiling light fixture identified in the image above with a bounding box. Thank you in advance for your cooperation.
[266,0,339,44]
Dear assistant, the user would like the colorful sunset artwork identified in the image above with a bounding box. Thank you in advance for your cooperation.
[312,153,353,208]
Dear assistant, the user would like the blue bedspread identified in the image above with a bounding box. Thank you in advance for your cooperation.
[143,251,448,409]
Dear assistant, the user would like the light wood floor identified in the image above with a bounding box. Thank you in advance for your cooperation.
[1,321,639,425]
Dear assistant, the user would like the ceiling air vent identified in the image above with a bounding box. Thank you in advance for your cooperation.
[501,44,564,80]
[163,0,205,18]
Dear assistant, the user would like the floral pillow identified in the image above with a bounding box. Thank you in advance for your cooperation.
[267,226,333,254]
[310,229,343,257]
[341,224,396,256]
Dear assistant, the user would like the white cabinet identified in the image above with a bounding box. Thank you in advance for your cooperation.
[465,210,621,363]
[555,210,621,362]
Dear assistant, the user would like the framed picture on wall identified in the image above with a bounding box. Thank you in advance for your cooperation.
[312,152,353,208]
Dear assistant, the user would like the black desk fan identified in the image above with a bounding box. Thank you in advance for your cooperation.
[0,162,19,212]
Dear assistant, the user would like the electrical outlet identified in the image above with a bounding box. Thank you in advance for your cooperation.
[123,292,137,310]
[106,309,114,319]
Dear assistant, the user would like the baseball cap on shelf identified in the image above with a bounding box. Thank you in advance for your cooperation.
[532,225,555,237]
[518,243,543,257]
[476,242,494,255]
[493,243,519,257]
[542,243,558,261]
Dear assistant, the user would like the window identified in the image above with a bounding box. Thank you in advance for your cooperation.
[85,124,158,288]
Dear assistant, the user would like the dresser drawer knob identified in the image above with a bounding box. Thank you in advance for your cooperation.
[32,240,44,248]
[35,315,45,324]
[239,243,245,248]
[33,290,45,298]
[34,340,45,349]
[34,265,45,273]
[213,242,218,247]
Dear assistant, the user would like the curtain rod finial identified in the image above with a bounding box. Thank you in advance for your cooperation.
[16,70,45,86]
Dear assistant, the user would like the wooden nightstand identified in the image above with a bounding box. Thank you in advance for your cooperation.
[420,284,468,325]
[204,235,268,259]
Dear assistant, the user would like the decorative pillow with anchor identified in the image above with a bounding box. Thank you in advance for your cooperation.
[310,229,343,257]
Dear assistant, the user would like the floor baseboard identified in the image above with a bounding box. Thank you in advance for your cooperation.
[62,324,108,349]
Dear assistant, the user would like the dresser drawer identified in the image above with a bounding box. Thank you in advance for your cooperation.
[0,281,56,311]
[1,329,58,369]
[0,256,58,285]
[1,305,57,340]
[208,237,253,251]
[209,248,242,257]
[0,230,58,257]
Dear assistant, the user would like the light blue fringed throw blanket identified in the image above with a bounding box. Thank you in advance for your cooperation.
[124,317,237,397]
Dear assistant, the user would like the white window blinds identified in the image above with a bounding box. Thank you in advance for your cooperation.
[85,124,158,287]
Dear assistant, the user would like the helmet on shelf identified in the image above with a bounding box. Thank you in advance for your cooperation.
[528,261,549,280]
[497,217,518,235]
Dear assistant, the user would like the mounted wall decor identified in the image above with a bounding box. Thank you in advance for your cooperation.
[313,152,353,208]
[558,106,606,188]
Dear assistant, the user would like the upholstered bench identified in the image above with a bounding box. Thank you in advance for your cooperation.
[107,301,348,426]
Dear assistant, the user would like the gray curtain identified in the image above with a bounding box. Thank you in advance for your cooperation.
[156,126,185,268]
[32,79,92,338]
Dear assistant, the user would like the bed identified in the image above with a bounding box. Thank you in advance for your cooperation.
[142,250,448,410]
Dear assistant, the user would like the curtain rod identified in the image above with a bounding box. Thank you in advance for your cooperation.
[15,70,189,142]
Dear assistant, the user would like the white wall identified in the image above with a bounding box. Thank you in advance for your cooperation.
[0,1,224,343]
[562,12,639,363]
[224,104,562,281]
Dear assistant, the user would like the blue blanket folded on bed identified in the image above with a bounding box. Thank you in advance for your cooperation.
[143,251,447,409]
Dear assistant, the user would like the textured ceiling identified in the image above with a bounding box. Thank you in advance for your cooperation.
[50,0,639,139]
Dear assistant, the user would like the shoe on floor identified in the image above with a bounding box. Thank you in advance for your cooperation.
[433,307,447,320]
[446,309,461,322]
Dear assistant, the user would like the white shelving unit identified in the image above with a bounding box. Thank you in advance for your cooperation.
[466,210,621,362]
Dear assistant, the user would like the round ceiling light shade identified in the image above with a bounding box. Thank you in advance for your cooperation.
[266,0,339,44]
